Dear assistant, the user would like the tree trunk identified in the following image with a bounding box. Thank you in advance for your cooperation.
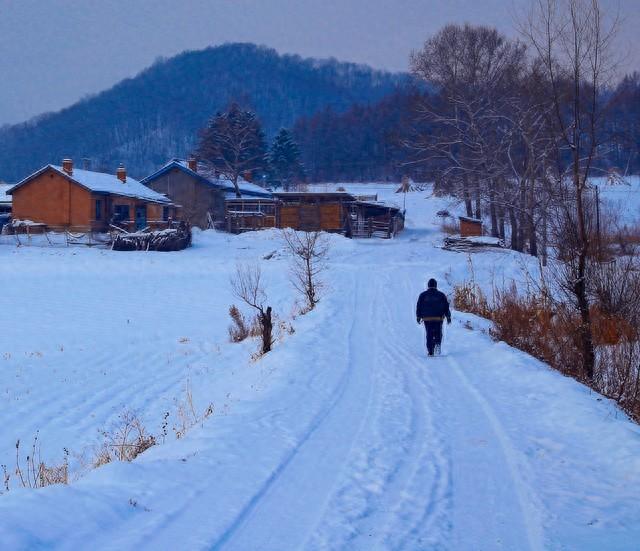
[462,173,473,217]
[517,182,527,252]
[572,58,595,380]
[575,174,595,380]
[529,216,538,257]
[541,207,548,267]
[509,206,519,251]
[489,181,499,237]
[497,179,506,240]
[528,172,537,257]
[233,173,242,199]
[260,306,273,354]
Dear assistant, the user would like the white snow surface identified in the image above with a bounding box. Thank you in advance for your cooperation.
[595,175,640,225]
[0,183,12,204]
[0,183,639,550]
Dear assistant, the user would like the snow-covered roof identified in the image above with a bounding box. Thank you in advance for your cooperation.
[141,159,272,198]
[273,191,356,200]
[9,165,171,204]
[0,183,12,204]
[353,199,403,213]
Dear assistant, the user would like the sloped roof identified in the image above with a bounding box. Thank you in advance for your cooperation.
[141,159,272,198]
[273,191,356,201]
[8,165,171,204]
[353,200,403,213]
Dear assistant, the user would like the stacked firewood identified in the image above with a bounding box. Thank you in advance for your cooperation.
[111,222,192,252]
[443,235,505,252]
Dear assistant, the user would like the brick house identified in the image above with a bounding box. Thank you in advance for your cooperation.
[8,159,177,232]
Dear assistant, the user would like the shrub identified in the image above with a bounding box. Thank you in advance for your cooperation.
[173,380,214,439]
[596,337,640,420]
[3,434,69,492]
[231,263,274,354]
[228,305,249,342]
[453,280,491,318]
[93,411,156,467]
[282,229,329,312]
[454,277,640,422]
[441,217,459,235]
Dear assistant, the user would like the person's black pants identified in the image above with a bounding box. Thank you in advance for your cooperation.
[423,320,443,355]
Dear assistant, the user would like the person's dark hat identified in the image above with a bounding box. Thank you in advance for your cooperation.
[428,278,437,288]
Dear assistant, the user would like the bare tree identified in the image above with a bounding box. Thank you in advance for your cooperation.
[521,0,619,379]
[197,103,268,198]
[409,24,529,230]
[282,229,329,312]
[231,263,273,354]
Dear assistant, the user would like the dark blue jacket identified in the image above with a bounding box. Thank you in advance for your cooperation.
[416,288,451,321]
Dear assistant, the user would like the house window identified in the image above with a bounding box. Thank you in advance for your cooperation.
[162,206,169,221]
[95,199,102,221]
[113,204,130,222]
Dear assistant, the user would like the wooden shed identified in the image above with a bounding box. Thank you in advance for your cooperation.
[459,216,483,237]
[224,198,278,233]
[348,201,405,239]
[8,159,177,232]
[273,192,354,233]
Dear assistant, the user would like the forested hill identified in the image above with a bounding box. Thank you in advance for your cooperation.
[0,43,408,182]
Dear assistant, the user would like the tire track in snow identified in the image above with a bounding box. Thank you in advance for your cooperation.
[381,343,453,551]
[304,269,452,550]
[209,270,377,550]
[445,354,545,551]
[378,274,453,550]
[383,270,547,550]
[1,344,206,471]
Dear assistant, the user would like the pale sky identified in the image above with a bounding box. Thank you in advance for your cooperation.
[0,0,637,126]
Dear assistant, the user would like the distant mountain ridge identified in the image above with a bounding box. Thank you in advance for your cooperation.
[0,43,409,182]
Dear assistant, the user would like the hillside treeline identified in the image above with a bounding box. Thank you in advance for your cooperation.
[0,43,406,182]
[293,72,640,185]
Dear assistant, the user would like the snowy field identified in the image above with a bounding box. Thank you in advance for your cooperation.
[0,184,639,550]
[596,175,640,225]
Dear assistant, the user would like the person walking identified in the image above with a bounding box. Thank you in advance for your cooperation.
[416,278,451,356]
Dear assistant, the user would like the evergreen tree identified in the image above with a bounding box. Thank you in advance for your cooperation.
[268,128,305,190]
[196,103,268,197]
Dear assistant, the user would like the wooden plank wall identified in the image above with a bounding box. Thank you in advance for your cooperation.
[279,202,343,232]
[319,203,342,230]
[460,219,483,237]
[279,205,300,229]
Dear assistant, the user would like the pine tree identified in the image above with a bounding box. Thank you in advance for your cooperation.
[196,103,268,197]
[268,128,305,190]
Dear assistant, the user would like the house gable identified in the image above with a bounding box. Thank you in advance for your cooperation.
[144,166,225,227]
[11,167,92,228]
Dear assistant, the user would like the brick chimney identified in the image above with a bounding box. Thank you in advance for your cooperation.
[243,170,253,183]
[187,157,197,172]
[116,164,127,183]
[62,158,73,176]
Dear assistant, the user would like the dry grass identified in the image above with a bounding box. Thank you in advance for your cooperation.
[454,275,640,422]
[172,380,214,440]
[228,304,249,342]
[441,218,459,235]
[1,433,69,493]
[93,411,156,467]
[2,377,219,494]
[453,280,491,318]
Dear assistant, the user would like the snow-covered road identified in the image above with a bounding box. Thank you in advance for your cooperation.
[1,185,639,550]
